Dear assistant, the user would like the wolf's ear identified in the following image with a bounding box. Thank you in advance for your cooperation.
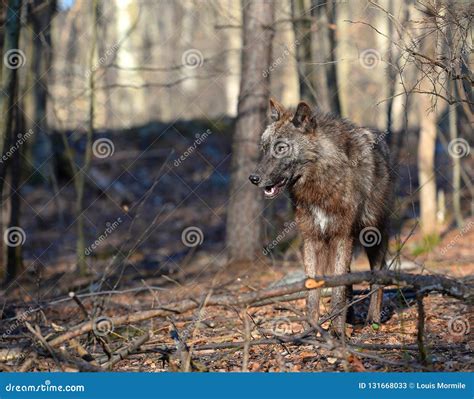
[292,102,315,129]
[269,98,285,122]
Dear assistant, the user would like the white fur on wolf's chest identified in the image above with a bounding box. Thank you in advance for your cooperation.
[310,206,331,233]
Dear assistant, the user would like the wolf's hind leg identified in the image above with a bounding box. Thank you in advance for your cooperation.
[330,237,353,336]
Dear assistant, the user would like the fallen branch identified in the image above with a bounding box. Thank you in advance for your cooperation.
[140,337,427,370]
[19,352,38,372]
[48,270,472,348]
[25,322,101,372]
[101,332,150,370]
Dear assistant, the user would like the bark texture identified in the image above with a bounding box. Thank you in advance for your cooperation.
[226,0,275,262]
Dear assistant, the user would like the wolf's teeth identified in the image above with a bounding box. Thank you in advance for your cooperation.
[265,186,275,196]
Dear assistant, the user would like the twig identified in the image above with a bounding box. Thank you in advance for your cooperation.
[242,309,251,372]
[101,332,150,370]
[416,295,429,367]
[69,292,90,319]
[69,291,112,359]
[25,322,101,371]
[25,322,63,370]
[19,352,37,372]
[184,291,213,372]
[69,338,97,364]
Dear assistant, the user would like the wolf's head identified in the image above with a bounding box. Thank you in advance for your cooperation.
[249,98,317,199]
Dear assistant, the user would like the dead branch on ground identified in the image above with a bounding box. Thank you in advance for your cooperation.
[101,332,150,370]
[47,270,472,348]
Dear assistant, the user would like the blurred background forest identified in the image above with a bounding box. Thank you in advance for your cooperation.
[0,0,472,372]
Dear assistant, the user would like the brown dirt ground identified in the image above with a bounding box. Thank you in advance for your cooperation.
[1,222,472,372]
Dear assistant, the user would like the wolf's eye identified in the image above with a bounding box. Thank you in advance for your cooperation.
[275,142,289,154]
[271,139,293,158]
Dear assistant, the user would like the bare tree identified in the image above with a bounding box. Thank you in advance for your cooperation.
[0,0,22,281]
[28,0,56,180]
[76,0,98,275]
[0,0,22,170]
[416,13,439,237]
[446,0,464,227]
[356,0,472,229]
[292,0,316,104]
[6,98,24,281]
[226,0,275,262]
[322,0,341,115]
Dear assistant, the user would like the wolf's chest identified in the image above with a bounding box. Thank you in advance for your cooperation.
[310,206,332,234]
[296,205,333,236]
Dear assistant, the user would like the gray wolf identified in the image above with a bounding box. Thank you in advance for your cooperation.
[249,98,393,334]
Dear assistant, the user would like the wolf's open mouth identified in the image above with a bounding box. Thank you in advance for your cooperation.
[264,179,287,199]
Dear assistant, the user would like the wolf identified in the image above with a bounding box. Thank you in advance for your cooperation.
[249,98,393,333]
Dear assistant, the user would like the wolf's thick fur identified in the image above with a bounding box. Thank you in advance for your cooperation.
[250,99,393,333]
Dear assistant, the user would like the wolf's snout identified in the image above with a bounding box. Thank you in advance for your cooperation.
[249,174,261,185]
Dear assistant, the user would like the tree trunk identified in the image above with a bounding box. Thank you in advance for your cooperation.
[385,0,395,144]
[223,0,241,117]
[449,80,463,228]
[417,103,438,236]
[226,0,274,262]
[76,0,98,275]
[6,97,23,282]
[323,0,341,115]
[0,0,22,282]
[332,0,350,117]
[417,24,439,237]
[292,0,317,104]
[29,0,56,180]
[446,1,463,228]
[114,0,144,126]
[0,0,22,162]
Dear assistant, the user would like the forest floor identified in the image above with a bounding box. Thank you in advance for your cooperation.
[1,238,472,372]
[1,123,472,371]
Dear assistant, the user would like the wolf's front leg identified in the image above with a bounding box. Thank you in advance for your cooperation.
[329,236,353,336]
[303,239,326,325]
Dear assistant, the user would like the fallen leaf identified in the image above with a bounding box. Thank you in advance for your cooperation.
[299,351,316,359]
[348,354,366,371]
